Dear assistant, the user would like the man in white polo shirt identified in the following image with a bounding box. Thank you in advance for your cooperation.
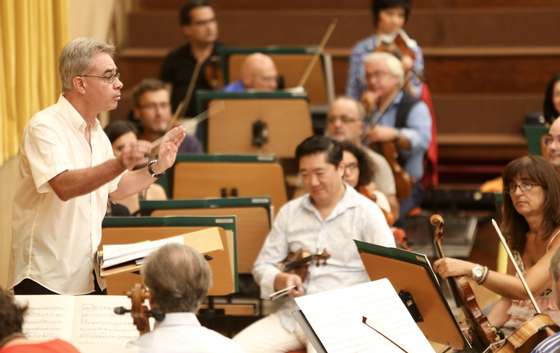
[9,37,186,295]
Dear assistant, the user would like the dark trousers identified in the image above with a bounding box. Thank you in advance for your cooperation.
[13,273,106,295]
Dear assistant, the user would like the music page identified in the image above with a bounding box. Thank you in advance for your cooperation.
[294,278,435,353]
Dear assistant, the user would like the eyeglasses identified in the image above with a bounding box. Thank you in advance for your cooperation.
[506,182,540,194]
[344,162,359,172]
[139,102,171,111]
[543,134,560,146]
[365,70,390,80]
[327,115,360,124]
[80,71,121,84]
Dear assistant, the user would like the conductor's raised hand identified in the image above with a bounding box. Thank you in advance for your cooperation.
[161,125,187,148]
[118,140,151,170]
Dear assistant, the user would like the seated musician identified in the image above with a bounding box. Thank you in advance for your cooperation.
[130,79,202,154]
[233,136,395,353]
[362,52,431,219]
[103,120,168,216]
[544,118,560,174]
[531,249,560,353]
[325,95,399,220]
[347,0,423,100]
[541,74,560,125]
[0,288,80,353]
[224,53,278,92]
[160,0,221,116]
[131,243,245,353]
[434,156,560,335]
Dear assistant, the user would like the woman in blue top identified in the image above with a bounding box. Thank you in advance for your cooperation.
[346,0,424,100]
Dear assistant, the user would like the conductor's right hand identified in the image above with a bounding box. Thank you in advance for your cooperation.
[118,140,152,170]
[274,272,305,297]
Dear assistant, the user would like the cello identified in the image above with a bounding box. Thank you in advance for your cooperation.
[430,214,500,349]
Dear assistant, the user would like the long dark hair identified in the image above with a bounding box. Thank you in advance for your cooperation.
[543,74,560,124]
[501,155,560,253]
[340,141,375,188]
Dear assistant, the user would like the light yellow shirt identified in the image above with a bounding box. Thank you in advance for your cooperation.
[10,96,121,294]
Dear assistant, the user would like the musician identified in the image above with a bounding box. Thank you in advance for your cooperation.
[544,117,560,174]
[434,156,560,334]
[131,243,244,353]
[160,0,221,116]
[104,120,168,216]
[0,288,80,353]
[531,249,560,353]
[9,37,186,295]
[233,136,395,353]
[223,53,278,92]
[130,79,202,153]
[542,74,560,125]
[346,0,423,100]
[325,96,399,219]
[362,52,431,218]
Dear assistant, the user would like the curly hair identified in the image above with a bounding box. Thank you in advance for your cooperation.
[0,288,27,343]
[339,141,376,188]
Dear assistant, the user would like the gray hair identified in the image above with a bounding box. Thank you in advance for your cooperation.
[363,52,404,87]
[332,95,367,121]
[59,37,115,92]
[551,247,560,282]
[142,243,212,313]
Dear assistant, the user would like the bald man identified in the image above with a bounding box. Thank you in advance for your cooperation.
[224,53,278,92]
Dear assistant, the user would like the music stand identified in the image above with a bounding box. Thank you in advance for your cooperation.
[355,240,473,351]
[196,91,313,157]
[101,216,238,297]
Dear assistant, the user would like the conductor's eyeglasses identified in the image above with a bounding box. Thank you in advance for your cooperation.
[80,71,121,84]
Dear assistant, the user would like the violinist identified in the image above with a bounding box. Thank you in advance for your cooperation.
[434,156,560,336]
[531,248,560,353]
[130,79,202,154]
[346,0,423,100]
[223,53,279,93]
[131,243,244,353]
[160,0,222,116]
[362,52,431,219]
[325,96,399,221]
[233,136,394,353]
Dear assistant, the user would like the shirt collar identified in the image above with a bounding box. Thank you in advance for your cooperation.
[154,312,201,329]
[301,184,359,220]
[58,95,100,133]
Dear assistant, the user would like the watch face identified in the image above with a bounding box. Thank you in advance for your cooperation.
[473,266,483,278]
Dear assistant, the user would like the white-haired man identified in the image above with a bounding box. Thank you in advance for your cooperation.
[362,51,431,218]
[9,37,186,295]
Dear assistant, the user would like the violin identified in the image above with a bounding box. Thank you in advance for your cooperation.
[430,214,500,349]
[279,249,331,283]
[489,220,559,353]
[114,283,164,335]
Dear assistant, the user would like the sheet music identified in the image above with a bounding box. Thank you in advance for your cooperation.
[16,295,139,353]
[294,278,435,353]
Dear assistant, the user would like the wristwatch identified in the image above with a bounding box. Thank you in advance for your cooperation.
[471,264,486,284]
[147,159,164,178]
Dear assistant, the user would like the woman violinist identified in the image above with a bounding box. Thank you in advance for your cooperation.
[346,0,424,100]
[434,156,560,335]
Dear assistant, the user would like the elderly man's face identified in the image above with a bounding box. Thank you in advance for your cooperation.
[325,99,364,144]
[364,60,400,100]
[79,52,123,112]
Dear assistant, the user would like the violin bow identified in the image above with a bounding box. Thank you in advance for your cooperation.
[296,18,338,88]
[170,58,204,126]
[491,219,542,314]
